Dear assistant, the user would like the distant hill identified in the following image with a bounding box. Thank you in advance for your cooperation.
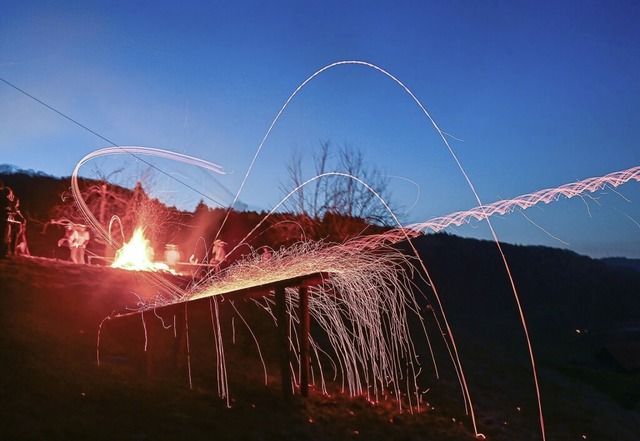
[0,165,72,220]
[405,233,640,346]
[601,257,640,272]
[400,233,640,421]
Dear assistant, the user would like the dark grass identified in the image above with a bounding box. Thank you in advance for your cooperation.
[2,251,639,440]
[0,257,478,441]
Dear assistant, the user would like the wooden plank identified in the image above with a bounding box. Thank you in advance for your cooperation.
[112,272,328,319]
[275,285,292,402]
[299,285,310,397]
[110,271,330,401]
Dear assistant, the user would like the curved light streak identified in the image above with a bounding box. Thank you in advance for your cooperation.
[409,166,640,233]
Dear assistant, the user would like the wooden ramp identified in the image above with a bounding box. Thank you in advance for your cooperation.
[109,272,330,401]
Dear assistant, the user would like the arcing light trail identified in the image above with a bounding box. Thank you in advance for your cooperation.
[10,57,635,439]
[71,145,227,300]
[408,166,640,234]
[91,158,639,441]
[208,60,542,440]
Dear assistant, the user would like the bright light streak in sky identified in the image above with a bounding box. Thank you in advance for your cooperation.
[2,1,639,258]
[74,55,640,439]
[409,166,640,234]
[85,148,640,440]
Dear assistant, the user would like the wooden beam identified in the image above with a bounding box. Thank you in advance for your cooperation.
[112,272,329,320]
[299,285,310,397]
[109,271,330,402]
[275,285,292,402]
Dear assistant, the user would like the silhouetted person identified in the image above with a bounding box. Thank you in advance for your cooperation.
[15,221,30,256]
[0,185,10,258]
[11,199,29,256]
[2,187,23,257]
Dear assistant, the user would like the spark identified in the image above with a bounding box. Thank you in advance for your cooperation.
[142,311,148,352]
[11,57,637,438]
[65,61,639,441]
[88,158,639,439]
[408,166,640,234]
[517,208,570,246]
[184,303,193,390]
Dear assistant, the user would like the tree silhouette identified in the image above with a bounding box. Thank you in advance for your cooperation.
[279,141,399,242]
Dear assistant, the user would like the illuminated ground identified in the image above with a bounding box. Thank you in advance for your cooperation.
[1,238,639,440]
[0,256,475,441]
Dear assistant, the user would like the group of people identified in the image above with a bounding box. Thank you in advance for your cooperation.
[0,182,242,270]
[1,183,92,263]
[1,184,29,259]
[1,186,245,271]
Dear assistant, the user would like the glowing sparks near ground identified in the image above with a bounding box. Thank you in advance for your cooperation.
[145,239,429,410]
[69,61,640,441]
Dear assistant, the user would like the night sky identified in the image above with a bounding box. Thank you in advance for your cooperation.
[1,1,639,258]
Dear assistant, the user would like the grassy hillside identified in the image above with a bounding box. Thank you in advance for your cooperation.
[1,235,639,440]
[1,167,639,439]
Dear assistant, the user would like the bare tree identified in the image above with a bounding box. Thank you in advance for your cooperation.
[280,141,401,228]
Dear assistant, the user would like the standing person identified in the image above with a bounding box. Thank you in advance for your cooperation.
[11,197,29,256]
[211,239,227,272]
[3,187,21,257]
[58,224,74,260]
[68,224,90,264]
[58,223,90,263]
[66,226,81,263]
[15,219,30,256]
[0,185,10,258]
[74,225,90,264]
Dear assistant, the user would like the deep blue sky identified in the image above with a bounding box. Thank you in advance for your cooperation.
[1,1,639,258]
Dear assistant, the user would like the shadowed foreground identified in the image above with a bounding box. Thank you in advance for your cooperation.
[1,237,639,440]
[0,256,475,441]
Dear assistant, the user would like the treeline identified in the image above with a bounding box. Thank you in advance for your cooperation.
[0,167,389,262]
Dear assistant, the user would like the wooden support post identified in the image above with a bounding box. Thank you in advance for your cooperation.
[275,285,292,401]
[143,310,153,378]
[299,286,310,397]
[173,304,187,374]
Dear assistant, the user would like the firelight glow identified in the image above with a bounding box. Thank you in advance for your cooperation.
[75,58,640,441]
[110,227,170,273]
[2,4,637,439]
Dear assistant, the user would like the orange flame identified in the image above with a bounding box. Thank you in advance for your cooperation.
[111,227,170,272]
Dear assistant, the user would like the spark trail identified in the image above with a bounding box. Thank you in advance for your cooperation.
[191,240,428,407]
[7,54,637,440]
[408,166,640,233]
[63,61,639,441]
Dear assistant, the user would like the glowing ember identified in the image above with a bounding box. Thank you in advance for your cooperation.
[111,227,170,273]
